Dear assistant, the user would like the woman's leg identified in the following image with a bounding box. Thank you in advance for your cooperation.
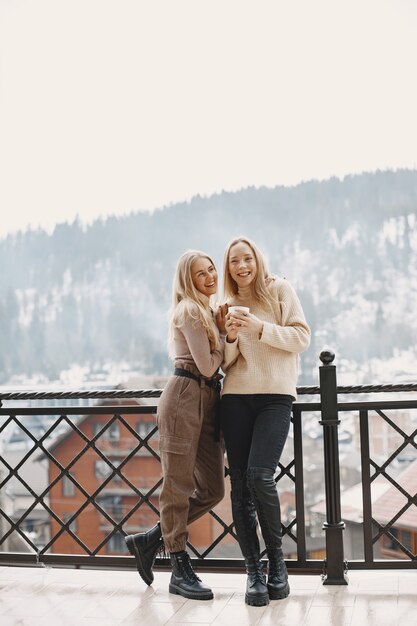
[165,407,223,604]
[221,394,269,606]
[127,379,218,598]
[220,394,256,549]
[127,404,200,587]
[188,386,225,523]
[246,394,292,600]
[125,376,189,585]
[159,381,215,600]
[159,434,199,552]
[158,377,202,553]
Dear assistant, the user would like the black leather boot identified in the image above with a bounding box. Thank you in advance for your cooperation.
[267,547,290,600]
[244,557,269,606]
[230,469,269,606]
[169,551,213,600]
[247,467,290,600]
[125,522,163,585]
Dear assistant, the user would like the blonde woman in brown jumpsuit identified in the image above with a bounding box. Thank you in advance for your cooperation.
[125,250,225,600]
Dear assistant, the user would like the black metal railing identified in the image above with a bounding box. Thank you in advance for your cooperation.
[1,351,417,583]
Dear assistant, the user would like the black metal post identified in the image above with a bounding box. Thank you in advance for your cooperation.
[319,349,348,585]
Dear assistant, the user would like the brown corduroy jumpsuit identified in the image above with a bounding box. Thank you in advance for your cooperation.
[157,314,225,553]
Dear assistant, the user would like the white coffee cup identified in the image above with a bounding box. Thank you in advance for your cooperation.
[228,306,250,316]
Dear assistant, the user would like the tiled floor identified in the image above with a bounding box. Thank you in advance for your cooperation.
[0,565,416,625]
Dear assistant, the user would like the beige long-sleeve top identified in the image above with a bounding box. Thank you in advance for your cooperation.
[222,278,310,398]
[172,304,225,378]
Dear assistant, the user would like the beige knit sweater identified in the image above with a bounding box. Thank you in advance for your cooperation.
[222,278,310,398]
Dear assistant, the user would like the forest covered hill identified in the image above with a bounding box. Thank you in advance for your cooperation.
[1,169,416,385]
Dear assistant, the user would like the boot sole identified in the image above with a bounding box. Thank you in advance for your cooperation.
[125,535,154,586]
[245,592,270,606]
[169,582,213,600]
[268,582,290,600]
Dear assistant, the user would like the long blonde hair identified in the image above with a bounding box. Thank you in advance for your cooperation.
[223,236,274,307]
[169,250,219,356]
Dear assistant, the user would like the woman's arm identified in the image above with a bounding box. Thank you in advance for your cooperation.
[180,317,224,378]
[220,308,240,372]
[222,337,239,372]
[260,280,311,353]
[229,280,310,353]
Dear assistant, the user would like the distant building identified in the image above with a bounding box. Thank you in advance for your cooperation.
[353,409,416,463]
[0,446,50,553]
[372,458,417,559]
[36,398,234,555]
[310,458,417,560]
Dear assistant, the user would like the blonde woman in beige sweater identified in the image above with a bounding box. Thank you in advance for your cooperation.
[125,250,225,600]
[220,236,310,607]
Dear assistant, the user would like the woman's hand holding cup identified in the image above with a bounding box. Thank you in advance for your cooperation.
[227,306,263,338]
[226,306,249,342]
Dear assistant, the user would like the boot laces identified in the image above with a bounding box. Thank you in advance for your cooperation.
[178,553,201,583]
[249,569,265,588]
[268,555,287,581]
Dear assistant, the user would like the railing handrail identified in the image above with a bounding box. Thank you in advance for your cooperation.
[1,382,417,402]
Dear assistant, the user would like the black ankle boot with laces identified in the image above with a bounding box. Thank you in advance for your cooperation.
[267,548,290,600]
[229,469,269,607]
[125,523,163,586]
[169,551,213,600]
[245,557,269,606]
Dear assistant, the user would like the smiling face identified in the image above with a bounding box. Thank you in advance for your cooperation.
[191,256,218,297]
[228,241,257,289]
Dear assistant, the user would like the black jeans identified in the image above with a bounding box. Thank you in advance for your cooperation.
[220,394,292,473]
[220,394,292,557]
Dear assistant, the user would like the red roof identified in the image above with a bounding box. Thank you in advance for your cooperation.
[372,458,417,531]
[310,458,417,530]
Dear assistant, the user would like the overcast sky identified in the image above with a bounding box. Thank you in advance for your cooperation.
[0,0,416,237]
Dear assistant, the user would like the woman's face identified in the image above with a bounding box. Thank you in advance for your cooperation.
[228,242,257,288]
[191,257,218,297]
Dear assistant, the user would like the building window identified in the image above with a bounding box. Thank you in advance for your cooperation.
[63,513,77,534]
[385,528,414,552]
[111,459,122,482]
[62,474,75,497]
[95,460,111,479]
[108,423,120,441]
[107,531,129,554]
[401,530,413,552]
[98,495,123,522]
[93,422,120,441]
[386,527,399,550]
[95,459,122,482]
[93,423,104,438]
[25,520,34,534]
[137,420,155,440]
